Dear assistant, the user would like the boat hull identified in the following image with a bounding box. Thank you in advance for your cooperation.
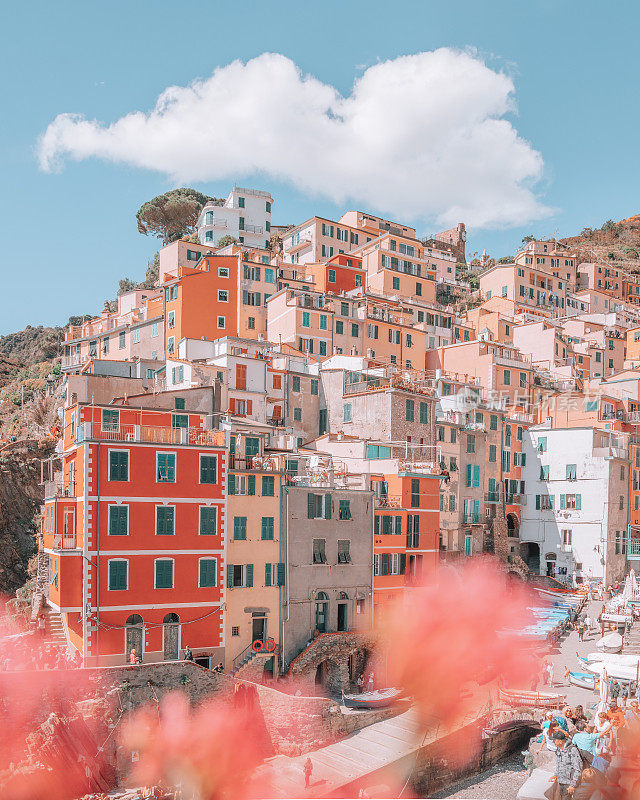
[342,690,402,709]
[499,688,565,708]
[568,672,596,690]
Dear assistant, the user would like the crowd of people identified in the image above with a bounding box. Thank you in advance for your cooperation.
[535,697,640,797]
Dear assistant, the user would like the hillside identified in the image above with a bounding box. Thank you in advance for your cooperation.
[560,214,640,271]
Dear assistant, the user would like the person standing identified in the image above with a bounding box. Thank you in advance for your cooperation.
[584,614,592,636]
[367,671,374,693]
[129,647,140,665]
[550,730,582,798]
[183,645,193,661]
[303,757,313,789]
[357,675,364,693]
[577,620,585,641]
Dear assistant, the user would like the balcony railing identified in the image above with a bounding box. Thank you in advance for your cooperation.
[485,491,501,503]
[505,494,527,505]
[463,512,481,524]
[78,422,225,447]
[267,417,285,427]
[52,534,78,550]
[627,540,640,558]
[44,480,76,499]
[374,495,402,509]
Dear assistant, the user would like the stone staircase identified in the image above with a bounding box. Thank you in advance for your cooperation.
[42,606,67,647]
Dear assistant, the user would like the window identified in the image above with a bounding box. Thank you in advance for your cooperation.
[155,559,174,589]
[313,539,327,564]
[262,476,275,496]
[233,516,247,540]
[341,302,349,316]
[560,493,581,510]
[199,506,218,535]
[367,444,392,459]
[620,495,625,510]
[406,399,414,422]
[261,517,274,540]
[156,506,175,535]
[292,376,301,392]
[308,493,331,519]
[520,372,527,388]
[172,411,188,429]
[392,276,400,290]
[336,320,344,335]
[168,310,175,329]
[157,453,176,482]
[540,465,549,480]
[343,404,352,422]
[231,627,240,636]
[119,331,126,349]
[302,312,310,328]
[420,402,429,424]
[410,478,420,508]
[328,269,336,283]
[108,505,128,536]
[174,397,186,410]
[293,407,302,421]
[566,464,577,480]
[406,514,419,548]
[503,369,511,386]
[490,414,497,431]
[152,322,159,338]
[337,540,351,564]
[108,560,128,591]
[339,500,352,520]
[227,564,253,588]
[272,374,282,390]
[108,450,129,482]
[199,455,218,484]
[467,434,475,453]
[199,559,217,588]
[537,437,547,453]
[217,316,225,329]
[351,323,359,338]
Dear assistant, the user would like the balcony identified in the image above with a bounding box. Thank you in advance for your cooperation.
[244,224,264,234]
[44,480,76,500]
[78,422,225,448]
[505,494,527,506]
[593,445,628,460]
[463,512,481,524]
[267,417,286,427]
[52,534,78,550]
[627,540,640,559]
[485,491,501,504]
[62,354,90,369]
[374,495,402,509]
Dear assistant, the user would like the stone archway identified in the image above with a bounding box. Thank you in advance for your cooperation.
[288,633,377,695]
[506,513,519,538]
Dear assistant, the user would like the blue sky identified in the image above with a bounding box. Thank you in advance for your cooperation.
[2,0,639,334]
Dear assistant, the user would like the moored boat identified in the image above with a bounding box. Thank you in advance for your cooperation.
[568,671,597,690]
[499,688,565,708]
[342,688,403,709]
[596,632,623,654]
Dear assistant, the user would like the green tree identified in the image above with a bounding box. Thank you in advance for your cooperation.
[118,278,137,295]
[217,235,239,248]
[136,188,216,244]
[521,234,535,246]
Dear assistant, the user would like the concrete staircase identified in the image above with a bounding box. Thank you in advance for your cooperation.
[42,606,67,647]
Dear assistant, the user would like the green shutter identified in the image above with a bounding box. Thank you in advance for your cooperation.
[262,476,274,496]
[549,495,554,509]
[560,494,566,509]
[245,564,253,587]
[473,465,480,488]
[381,554,389,575]
[200,559,216,587]
[227,565,234,587]
[265,563,272,586]
[277,563,285,586]
[308,493,315,519]
[535,495,540,510]
[248,475,255,495]
[374,516,380,535]
[324,494,332,519]
[228,473,235,495]
[394,516,402,535]
[466,464,472,487]
[399,553,406,574]
[576,494,582,510]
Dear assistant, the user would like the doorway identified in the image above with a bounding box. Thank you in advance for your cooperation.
[315,592,329,633]
[337,592,348,632]
[163,613,180,660]
[252,615,266,643]
[125,614,143,663]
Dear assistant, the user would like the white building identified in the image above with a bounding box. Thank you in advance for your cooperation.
[519,425,629,585]
[197,187,273,250]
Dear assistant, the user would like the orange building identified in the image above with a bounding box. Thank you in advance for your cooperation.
[41,403,226,667]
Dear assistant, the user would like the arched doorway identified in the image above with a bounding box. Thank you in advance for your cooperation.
[520,542,540,574]
[125,614,143,663]
[315,592,328,634]
[506,513,519,538]
[163,613,180,660]
[544,552,557,578]
[337,592,349,632]
[315,661,327,686]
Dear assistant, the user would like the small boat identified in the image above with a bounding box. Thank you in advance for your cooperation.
[596,632,623,654]
[568,671,596,690]
[499,688,565,708]
[342,688,403,709]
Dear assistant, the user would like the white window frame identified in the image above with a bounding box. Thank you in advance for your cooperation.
[101,408,120,432]
[168,310,175,328]
[133,328,140,343]
[199,505,218,535]
[168,336,175,354]
[152,322,159,338]
[108,503,129,536]
[156,451,177,484]
[155,504,176,535]
[108,448,130,482]
[154,557,175,589]
[108,558,129,591]
[217,316,225,329]
[198,453,219,485]
[218,267,230,278]
[234,474,248,495]
[218,290,229,303]
[198,557,218,588]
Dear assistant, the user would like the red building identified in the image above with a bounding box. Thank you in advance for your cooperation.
[41,403,226,667]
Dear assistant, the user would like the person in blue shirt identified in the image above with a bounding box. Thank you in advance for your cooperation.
[571,719,601,756]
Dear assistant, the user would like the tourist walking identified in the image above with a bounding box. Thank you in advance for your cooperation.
[578,620,585,641]
[303,757,313,789]
[549,730,582,798]
[584,614,592,636]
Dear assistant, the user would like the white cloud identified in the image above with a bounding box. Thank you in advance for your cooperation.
[37,50,551,229]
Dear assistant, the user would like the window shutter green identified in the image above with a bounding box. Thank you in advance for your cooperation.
[381,554,389,575]
[245,564,253,587]
[549,495,554,509]
[228,473,235,495]
[265,563,272,586]
[576,494,581,510]
[308,493,315,519]
[535,495,541,510]
[394,516,402,535]
[560,494,566,509]
[399,553,406,574]
[277,563,285,586]
[248,475,255,495]
[466,464,472,487]
[473,465,480,488]
[227,565,234,587]
[324,494,332,518]
[374,516,380,535]
[200,560,216,587]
